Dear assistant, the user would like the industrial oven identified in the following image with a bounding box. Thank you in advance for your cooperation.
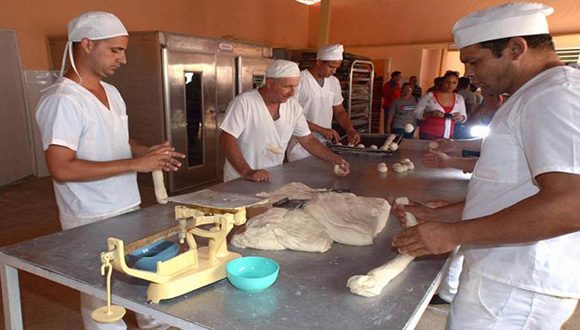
[49,32,273,193]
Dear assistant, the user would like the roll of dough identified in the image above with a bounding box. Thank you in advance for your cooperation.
[347,212,418,297]
[152,170,168,204]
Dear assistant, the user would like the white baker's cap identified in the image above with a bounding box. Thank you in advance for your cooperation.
[265,60,300,78]
[453,2,553,50]
[68,11,128,42]
[317,44,344,61]
[60,11,128,78]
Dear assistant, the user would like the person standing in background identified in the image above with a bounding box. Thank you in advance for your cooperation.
[286,44,360,162]
[382,70,402,131]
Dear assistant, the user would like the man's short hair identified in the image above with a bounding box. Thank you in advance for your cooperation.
[391,71,402,79]
[479,34,555,58]
[457,77,471,89]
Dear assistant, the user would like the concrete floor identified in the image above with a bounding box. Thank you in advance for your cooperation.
[0,176,578,329]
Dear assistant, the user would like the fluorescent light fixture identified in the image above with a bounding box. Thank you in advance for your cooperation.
[296,0,321,5]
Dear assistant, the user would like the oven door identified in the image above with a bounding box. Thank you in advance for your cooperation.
[165,50,218,192]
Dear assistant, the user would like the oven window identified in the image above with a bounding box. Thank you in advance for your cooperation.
[184,71,204,168]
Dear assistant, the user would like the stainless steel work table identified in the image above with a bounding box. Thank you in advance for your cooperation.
[1,140,470,330]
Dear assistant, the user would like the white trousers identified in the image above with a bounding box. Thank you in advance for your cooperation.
[437,247,463,303]
[446,271,578,330]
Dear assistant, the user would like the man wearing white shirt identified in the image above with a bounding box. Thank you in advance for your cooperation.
[393,3,580,329]
[220,60,350,182]
[287,44,360,162]
[36,11,184,330]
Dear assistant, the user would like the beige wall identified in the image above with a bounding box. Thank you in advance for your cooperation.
[309,0,580,47]
[0,0,310,70]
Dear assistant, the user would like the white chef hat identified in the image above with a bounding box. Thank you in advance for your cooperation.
[453,2,553,50]
[60,11,128,78]
[317,44,344,61]
[265,60,300,78]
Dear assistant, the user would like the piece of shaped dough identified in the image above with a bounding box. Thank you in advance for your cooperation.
[356,144,365,149]
[152,170,168,204]
[334,164,347,176]
[369,145,378,150]
[377,163,388,173]
[347,211,418,297]
[404,123,414,133]
[429,142,439,150]
[388,142,399,152]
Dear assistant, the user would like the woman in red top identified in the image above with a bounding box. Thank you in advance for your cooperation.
[415,71,467,140]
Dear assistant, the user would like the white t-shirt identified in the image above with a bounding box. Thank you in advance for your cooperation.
[462,66,580,298]
[36,78,140,226]
[220,89,311,181]
[287,70,344,162]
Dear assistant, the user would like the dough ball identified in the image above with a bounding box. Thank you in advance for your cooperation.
[369,145,378,150]
[400,158,411,164]
[336,142,343,146]
[388,142,399,152]
[404,123,414,133]
[334,164,347,176]
[429,142,439,150]
[348,143,355,147]
[380,144,390,151]
[405,162,415,170]
[395,196,410,206]
[377,163,388,173]
[356,144,365,149]
[393,163,407,173]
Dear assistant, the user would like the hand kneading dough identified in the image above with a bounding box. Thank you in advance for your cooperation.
[152,170,168,204]
[334,164,347,176]
[347,211,418,297]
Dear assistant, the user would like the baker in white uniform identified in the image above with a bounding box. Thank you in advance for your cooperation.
[220,60,350,182]
[287,44,360,162]
[393,3,580,329]
[36,11,184,330]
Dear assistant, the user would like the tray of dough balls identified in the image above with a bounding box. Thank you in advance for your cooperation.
[326,133,403,157]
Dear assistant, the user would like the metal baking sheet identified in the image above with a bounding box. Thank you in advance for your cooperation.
[167,189,268,209]
[327,133,404,157]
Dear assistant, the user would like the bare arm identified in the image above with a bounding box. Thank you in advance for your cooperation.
[422,149,478,172]
[333,104,360,144]
[306,121,340,143]
[219,131,271,182]
[393,172,580,256]
[45,142,183,183]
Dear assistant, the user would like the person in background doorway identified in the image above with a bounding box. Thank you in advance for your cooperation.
[409,75,423,101]
[393,3,580,329]
[35,11,185,330]
[219,60,349,182]
[286,44,360,162]
[382,70,402,131]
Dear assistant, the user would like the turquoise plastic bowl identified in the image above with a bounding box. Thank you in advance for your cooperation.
[127,240,179,272]
[226,256,279,293]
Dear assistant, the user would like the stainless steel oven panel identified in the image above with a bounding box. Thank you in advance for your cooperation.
[166,51,218,192]
[235,56,274,95]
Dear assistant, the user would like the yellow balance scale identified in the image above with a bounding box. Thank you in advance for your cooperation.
[91,189,267,323]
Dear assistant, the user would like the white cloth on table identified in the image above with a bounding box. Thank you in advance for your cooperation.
[220,89,310,181]
[287,69,344,162]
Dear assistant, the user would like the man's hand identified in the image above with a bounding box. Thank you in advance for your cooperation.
[132,142,185,172]
[333,158,350,176]
[422,149,451,168]
[433,138,457,153]
[320,128,340,143]
[346,129,361,145]
[243,169,272,182]
[392,221,460,257]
